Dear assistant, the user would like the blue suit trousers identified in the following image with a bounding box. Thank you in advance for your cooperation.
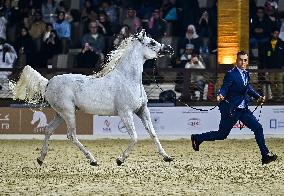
[196,108,269,156]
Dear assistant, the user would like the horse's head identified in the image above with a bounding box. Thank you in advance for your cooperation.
[134,29,174,59]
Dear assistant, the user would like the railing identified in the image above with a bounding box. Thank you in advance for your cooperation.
[1,67,284,106]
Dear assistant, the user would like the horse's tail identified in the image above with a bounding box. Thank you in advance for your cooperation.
[11,65,49,104]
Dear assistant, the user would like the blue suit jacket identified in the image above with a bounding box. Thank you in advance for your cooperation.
[218,67,261,115]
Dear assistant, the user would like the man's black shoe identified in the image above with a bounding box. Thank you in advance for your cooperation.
[262,153,278,165]
[191,134,200,151]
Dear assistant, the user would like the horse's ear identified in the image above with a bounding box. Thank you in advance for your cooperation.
[135,29,146,42]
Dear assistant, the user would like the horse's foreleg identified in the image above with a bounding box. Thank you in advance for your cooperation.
[137,106,173,162]
[63,112,97,166]
[37,114,64,165]
[116,112,137,166]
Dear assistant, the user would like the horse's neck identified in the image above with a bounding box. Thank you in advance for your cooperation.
[115,43,144,83]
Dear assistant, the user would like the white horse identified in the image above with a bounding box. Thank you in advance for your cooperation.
[12,30,174,166]
[31,111,48,132]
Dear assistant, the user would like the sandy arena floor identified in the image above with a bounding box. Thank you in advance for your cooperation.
[0,139,283,195]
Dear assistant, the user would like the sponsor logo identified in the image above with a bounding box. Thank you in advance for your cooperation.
[31,111,48,133]
[270,119,284,129]
[118,120,128,133]
[0,113,10,131]
[187,118,201,127]
[103,119,111,132]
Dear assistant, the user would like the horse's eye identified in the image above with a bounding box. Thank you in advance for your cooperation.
[149,41,156,46]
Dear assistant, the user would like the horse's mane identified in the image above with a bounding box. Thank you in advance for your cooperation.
[93,35,135,78]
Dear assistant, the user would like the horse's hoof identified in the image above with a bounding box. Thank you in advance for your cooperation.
[90,161,98,166]
[163,156,173,162]
[37,158,43,166]
[116,158,123,166]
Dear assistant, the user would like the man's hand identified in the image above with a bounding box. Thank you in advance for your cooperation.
[257,96,266,105]
[217,94,225,102]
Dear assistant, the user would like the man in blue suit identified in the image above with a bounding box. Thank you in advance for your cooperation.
[191,51,278,165]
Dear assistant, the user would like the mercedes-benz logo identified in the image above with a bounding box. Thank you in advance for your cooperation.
[118,120,128,133]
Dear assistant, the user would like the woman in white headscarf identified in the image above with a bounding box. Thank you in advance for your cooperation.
[179,24,202,55]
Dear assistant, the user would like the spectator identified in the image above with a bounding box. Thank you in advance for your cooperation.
[15,27,36,67]
[185,52,206,100]
[179,24,201,55]
[123,7,141,34]
[147,9,167,40]
[177,43,194,67]
[97,12,113,36]
[113,24,131,47]
[37,29,61,68]
[250,7,273,49]
[99,1,118,24]
[2,0,21,25]
[82,21,105,54]
[53,11,71,53]
[161,0,179,36]
[0,39,17,81]
[77,42,101,68]
[0,8,7,41]
[81,0,96,22]
[29,11,46,51]
[263,28,284,100]
[41,0,57,23]
[43,23,54,42]
[198,10,211,54]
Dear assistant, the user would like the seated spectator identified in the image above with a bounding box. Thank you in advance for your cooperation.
[161,0,179,36]
[97,12,113,36]
[53,11,71,53]
[37,30,62,68]
[147,9,167,40]
[77,42,101,68]
[179,24,202,55]
[15,27,36,67]
[41,0,57,23]
[198,10,211,54]
[0,39,17,81]
[82,21,105,55]
[99,1,118,24]
[185,52,206,100]
[113,25,131,47]
[0,8,7,41]
[263,27,284,100]
[29,11,46,52]
[250,7,273,49]
[123,7,141,34]
[43,23,54,42]
[177,43,194,67]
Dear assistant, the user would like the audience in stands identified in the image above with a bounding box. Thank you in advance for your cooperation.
[15,27,36,67]
[97,12,113,36]
[0,39,17,80]
[37,29,61,68]
[0,8,7,41]
[41,0,57,23]
[77,42,101,68]
[53,11,71,53]
[179,24,201,55]
[147,9,167,40]
[113,24,131,47]
[263,27,284,100]
[123,7,141,34]
[82,21,105,54]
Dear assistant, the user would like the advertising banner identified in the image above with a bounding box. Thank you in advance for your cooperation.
[0,107,92,134]
[93,106,284,136]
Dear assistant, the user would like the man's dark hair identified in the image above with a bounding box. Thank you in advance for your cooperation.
[237,50,248,57]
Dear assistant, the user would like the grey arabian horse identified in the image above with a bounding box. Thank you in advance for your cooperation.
[12,30,174,166]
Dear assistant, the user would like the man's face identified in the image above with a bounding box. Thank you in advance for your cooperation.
[272,31,279,39]
[236,54,248,70]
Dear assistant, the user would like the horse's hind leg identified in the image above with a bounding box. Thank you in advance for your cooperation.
[116,111,137,166]
[37,113,64,166]
[136,106,173,162]
[59,109,97,166]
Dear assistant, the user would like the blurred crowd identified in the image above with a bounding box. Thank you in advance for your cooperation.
[0,0,217,72]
